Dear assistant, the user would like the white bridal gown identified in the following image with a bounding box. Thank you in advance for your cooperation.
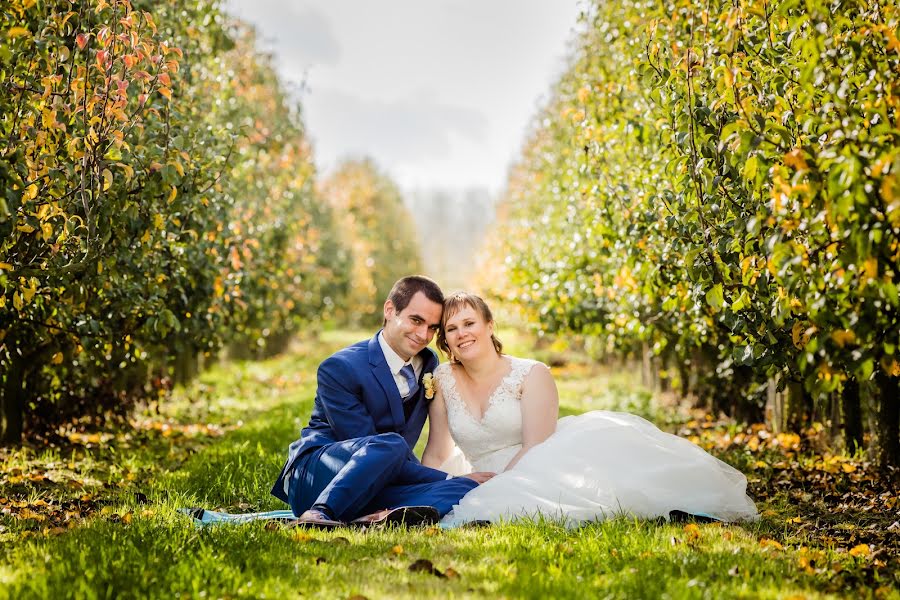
[435,357,758,526]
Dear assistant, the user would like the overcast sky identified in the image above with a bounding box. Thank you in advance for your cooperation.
[223,0,584,194]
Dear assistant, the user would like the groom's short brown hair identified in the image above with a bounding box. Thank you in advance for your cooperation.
[386,275,444,315]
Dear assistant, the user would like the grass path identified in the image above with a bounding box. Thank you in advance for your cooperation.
[0,330,896,599]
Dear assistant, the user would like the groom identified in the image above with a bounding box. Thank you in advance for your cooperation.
[271,275,485,527]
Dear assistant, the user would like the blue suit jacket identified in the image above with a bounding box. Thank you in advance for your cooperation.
[271,332,439,503]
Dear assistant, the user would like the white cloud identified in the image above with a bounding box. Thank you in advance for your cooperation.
[226,1,340,66]
[224,0,584,192]
[306,88,488,165]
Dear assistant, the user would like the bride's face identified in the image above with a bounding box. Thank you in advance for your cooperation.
[443,304,494,361]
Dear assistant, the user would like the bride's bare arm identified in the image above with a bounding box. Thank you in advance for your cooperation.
[503,363,559,471]
[421,387,455,468]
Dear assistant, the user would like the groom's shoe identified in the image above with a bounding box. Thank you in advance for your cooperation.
[289,509,344,530]
[350,505,439,529]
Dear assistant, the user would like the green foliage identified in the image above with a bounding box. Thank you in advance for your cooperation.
[487,0,900,459]
[319,158,423,326]
[0,0,348,441]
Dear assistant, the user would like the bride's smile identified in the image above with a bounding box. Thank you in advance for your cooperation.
[443,306,495,360]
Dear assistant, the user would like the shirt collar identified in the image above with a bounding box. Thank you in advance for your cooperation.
[378,331,412,375]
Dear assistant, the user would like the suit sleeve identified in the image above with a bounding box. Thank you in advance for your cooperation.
[317,356,378,440]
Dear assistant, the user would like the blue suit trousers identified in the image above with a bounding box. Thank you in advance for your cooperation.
[287,432,478,521]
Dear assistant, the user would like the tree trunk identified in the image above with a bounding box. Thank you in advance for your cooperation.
[766,377,782,434]
[842,377,864,454]
[786,380,810,432]
[1,350,26,445]
[641,342,652,389]
[876,371,900,471]
[172,348,199,387]
[678,362,690,398]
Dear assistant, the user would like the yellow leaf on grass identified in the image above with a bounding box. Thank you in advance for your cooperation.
[759,538,784,550]
[292,530,312,542]
[19,508,46,521]
[0,263,12,270]
[786,517,803,524]
[683,523,701,541]
[391,544,404,556]
[849,543,870,557]
[841,463,857,473]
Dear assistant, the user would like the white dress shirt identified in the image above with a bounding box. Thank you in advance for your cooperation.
[377,332,422,397]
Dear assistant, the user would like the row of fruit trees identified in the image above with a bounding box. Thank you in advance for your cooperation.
[483,0,900,468]
[0,0,419,443]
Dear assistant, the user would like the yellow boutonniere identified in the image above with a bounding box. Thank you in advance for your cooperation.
[423,372,435,400]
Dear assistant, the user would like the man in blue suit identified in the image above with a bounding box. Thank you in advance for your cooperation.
[271,275,491,527]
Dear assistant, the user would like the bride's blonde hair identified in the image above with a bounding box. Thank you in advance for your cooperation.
[437,292,503,362]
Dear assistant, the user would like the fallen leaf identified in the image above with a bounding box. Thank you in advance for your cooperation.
[759,538,784,550]
[391,544,404,556]
[683,523,701,542]
[408,559,445,578]
[849,544,870,558]
[18,509,46,522]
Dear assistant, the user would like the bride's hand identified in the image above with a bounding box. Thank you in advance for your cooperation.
[460,471,496,484]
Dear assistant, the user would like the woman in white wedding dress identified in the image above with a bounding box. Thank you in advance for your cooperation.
[421,292,758,526]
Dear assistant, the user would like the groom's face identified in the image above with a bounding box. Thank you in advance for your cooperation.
[382,292,443,361]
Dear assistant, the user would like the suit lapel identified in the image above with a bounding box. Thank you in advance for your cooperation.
[368,333,405,429]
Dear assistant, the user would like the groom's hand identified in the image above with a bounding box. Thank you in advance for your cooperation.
[460,471,496,484]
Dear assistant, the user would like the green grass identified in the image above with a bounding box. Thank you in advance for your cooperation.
[1,330,897,599]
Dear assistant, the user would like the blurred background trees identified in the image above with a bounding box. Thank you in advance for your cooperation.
[318,158,421,326]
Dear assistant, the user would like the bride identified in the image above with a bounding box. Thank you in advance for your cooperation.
[421,292,758,526]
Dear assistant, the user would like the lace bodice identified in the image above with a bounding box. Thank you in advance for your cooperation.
[434,357,540,472]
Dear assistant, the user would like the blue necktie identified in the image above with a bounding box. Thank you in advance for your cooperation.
[400,364,419,399]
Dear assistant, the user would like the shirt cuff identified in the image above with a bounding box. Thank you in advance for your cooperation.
[445,473,453,480]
